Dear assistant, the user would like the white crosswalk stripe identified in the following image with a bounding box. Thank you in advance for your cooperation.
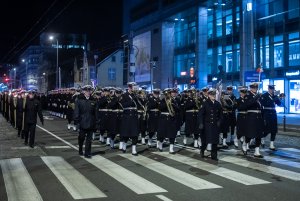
[1,146,300,200]
[41,156,107,199]
[82,155,167,194]
[121,154,222,190]
[280,148,300,153]
[220,156,300,181]
[224,149,300,169]
[155,152,270,185]
[0,158,43,201]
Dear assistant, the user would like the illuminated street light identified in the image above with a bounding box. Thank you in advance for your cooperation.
[49,35,60,89]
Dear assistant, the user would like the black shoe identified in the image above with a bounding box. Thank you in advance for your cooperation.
[158,148,163,152]
[269,147,277,151]
[84,155,92,158]
[169,151,175,154]
[211,157,218,161]
[200,151,205,158]
[24,142,28,145]
[122,149,126,153]
[254,154,264,158]
[242,150,247,156]
[29,145,34,148]
[79,151,83,156]
[132,152,138,156]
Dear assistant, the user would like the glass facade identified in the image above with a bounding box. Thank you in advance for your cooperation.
[172,8,197,79]
[129,0,300,113]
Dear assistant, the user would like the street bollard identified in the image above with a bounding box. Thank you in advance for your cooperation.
[283,115,286,132]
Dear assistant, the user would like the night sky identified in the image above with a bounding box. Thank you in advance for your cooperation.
[0,0,123,66]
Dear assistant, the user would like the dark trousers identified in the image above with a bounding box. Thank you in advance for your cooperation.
[78,129,93,156]
[270,132,276,141]
[157,137,175,144]
[245,137,261,147]
[121,136,138,145]
[201,143,218,159]
[24,123,36,146]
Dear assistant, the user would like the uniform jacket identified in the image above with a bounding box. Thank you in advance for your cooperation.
[24,97,43,124]
[74,94,97,130]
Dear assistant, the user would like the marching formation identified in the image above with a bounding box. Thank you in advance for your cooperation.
[0,89,44,148]
[45,82,285,160]
[0,81,285,161]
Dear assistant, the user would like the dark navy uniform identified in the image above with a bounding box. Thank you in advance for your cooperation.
[244,83,264,157]
[198,89,223,160]
[119,82,139,155]
[146,89,161,147]
[24,90,44,148]
[157,89,178,153]
[74,86,97,158]
[260,84,283,150]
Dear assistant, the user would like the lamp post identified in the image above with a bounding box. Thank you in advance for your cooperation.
[94,54,98,85]
[22,59,27,89]
[49,35,59,89]
[13,68,16,89]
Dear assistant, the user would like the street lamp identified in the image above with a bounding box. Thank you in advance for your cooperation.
[13,68,16,88]
[94,54,98,85]
[22,59,27,89]
[49,35,60,89]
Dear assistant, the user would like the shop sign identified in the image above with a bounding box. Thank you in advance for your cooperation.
[286,70,300,77]
[244,71,265,82]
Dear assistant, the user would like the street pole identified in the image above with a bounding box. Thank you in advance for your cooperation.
[26,62,28,89]
[56,39,59,89]
[59,67,61,88]
[94,54,98,85]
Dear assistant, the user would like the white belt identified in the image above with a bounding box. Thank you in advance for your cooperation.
[263,107,275,110]
[150,109,159,112]
[161,112,170,115]
[99,109,111,112]
[186,110,198,112]
[238,111,247,114]
[138,110,144,113]
[124,107,137,110]
[112,109,123,112]
[247,110,261,113]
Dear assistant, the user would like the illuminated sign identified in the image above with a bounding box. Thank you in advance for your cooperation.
[190,67,195,77]
[286,70,300,76]
[180,71,187,76]
[212,77,218,81]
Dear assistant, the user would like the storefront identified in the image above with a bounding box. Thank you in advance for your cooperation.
[289,79,300,114]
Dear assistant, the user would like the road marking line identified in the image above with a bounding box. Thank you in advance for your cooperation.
[37,125,78,150]
[121,154,222,190]
[224,149,300,169]
[156,194,173,201]
[38,125,166,194]
[280,148,300,153]
[0,158,43,201]
[11,146,32,150]
[44,146,72,149]
[263,149,300,160]
[41,156,106,199]
[185,148,300,181]
[44,145,102,149]
[84,155,167,194]
[155,152,270,185]
[220,156,300,181]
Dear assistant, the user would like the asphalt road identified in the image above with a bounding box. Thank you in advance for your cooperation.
[0,113,300,201]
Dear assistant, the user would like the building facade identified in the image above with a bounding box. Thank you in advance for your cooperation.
[97,49,124,87]
[123,0,300,114]
[18,32,87,92]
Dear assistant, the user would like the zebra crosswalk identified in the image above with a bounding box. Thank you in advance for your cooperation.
[1,146,300,201]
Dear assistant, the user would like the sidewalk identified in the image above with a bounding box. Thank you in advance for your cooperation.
[277,113,300,135]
